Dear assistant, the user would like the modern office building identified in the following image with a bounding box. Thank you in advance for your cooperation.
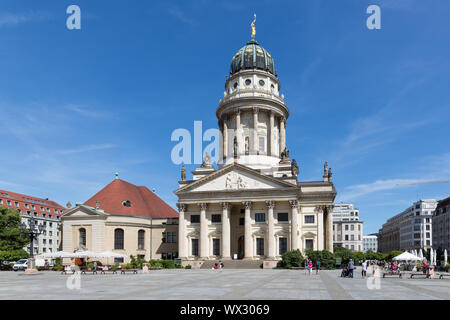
[363,234,378,253]
[332,204,363,252]
[378,199,437,253]
[432,197,450,251]
[0,189,65,255]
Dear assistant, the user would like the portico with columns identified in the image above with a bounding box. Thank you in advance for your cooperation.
[175,19,336,267]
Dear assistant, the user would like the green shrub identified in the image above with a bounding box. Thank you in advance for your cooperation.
[445,264,450,271]
[162,260,175,269]
[53,265,63,271]
[111,264,118,271]
[333,247,355,265]
[281,250,305,269]
[385,250,403,261]
[130,255,146,268]
[185,265,192,269]
[305,250,335,269]
[175,264,183,268]
[87,263,94,269]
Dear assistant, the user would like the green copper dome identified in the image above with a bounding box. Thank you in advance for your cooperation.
[230,39,276,76]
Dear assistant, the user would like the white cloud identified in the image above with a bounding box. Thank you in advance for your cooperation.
[56,144,116,155]
[168,6,195,25]
[0,11,51,27]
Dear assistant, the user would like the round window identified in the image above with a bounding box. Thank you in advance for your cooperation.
[245,79,251,86]
[259,80,265,86]
[233,82,238,89]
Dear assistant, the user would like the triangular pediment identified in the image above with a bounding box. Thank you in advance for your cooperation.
[61,205,109,218]
[176,163,296,194]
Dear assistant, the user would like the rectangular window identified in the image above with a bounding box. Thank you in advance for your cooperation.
[278,213,288,222]
[190,215,200,223]
[255,213,265,222]
[305,239,314,249]
[345,235,349,241]
[191,239,199,256]
[211,214,221,223]
[351,235,354,241]
[14,202,19,207]
[279,237,287,255]
[114,257,124,264]
[351,245,354,251]
[213,239,220,256]
[345,225,349,231]
[258,137,265,153]
[239,217,245,226]
[304,215,315,224]
[7,200,11,206]
[350,225,354,231]
[256,238,264,256]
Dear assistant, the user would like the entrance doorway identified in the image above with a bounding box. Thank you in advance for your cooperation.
[238,236,244,259]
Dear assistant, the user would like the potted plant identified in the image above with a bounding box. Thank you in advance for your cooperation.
[87,263,94,271]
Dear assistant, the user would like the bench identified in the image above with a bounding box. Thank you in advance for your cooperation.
[101,269,118,274]
[410,272,429,279]
[120,269,139,274]
[438,273,450,279]
[383,271,402,278]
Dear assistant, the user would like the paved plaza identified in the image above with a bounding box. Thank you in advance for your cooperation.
[1,269,450,300]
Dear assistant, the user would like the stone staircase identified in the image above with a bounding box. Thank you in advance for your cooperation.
[200,259,264,269]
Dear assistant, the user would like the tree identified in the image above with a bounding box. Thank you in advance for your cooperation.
[364,250,385,261]
[305,250,335,269]
[385,250,403,261]
[333,246,354,265]
[281,250,305,268]
[0,206,29,264]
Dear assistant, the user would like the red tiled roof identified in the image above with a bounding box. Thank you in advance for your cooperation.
[0,189,65,216]
[84,179,178,218]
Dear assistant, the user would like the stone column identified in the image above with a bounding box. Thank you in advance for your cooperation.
[235,110,242,155]
[221,202,231,259]
[176,203,187,259]
[280,117,286,154]
[317,206,324,250]
[298,206,303,252]
[326,206,334,253]
[243,201,253,259]
[253,107,259,154]
[289,200,299,250]
[266,201,276,259]
[223,117,228,160]
[199,203,209,259]
[269,112,275,156]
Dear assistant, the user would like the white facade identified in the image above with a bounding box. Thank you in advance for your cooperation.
[332,203,363,252]
[378,199,436,253]
[20,213,61,255]
[175,30,336,266]
[363,235,378,253]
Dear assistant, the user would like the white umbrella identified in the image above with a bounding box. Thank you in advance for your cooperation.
[36,251,77,258]
[434,249,438,265]
[430,249,434,265]
[445,249,448,265]
[393,251,421,261]
[72,251,104,258]
[99,251,128,258]
[419,249,424,260]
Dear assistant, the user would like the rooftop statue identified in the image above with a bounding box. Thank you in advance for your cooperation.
[251,14,256,40]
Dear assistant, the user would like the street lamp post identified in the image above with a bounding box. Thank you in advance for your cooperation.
[19,217,46,274]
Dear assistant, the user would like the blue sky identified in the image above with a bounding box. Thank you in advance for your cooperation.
[0,0,449,234]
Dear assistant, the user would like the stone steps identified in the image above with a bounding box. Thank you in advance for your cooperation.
[200,260,264,269]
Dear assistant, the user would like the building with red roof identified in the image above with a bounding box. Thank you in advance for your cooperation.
[61,175,179,263]
[0,189,66,255]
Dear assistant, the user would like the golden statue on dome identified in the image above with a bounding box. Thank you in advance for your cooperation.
[251,13,256,40]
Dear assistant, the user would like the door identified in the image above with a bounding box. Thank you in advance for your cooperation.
[238,236,244,259]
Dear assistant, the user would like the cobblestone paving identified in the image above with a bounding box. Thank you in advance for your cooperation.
[0,269,449,300]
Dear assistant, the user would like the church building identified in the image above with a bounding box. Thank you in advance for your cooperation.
[175,17,336,268]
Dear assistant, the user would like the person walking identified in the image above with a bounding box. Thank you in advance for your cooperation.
[361,260,367,278]
[315,260,321,274]
[348,259,354,278]
[308,260,313,276]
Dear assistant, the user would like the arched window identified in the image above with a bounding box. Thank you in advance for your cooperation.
[114,229,124,250]
[79,228,86,247]
[138,230,145,250]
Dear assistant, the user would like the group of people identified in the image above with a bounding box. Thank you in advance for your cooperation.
[304,259,320,275]
[212,261,224,270]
